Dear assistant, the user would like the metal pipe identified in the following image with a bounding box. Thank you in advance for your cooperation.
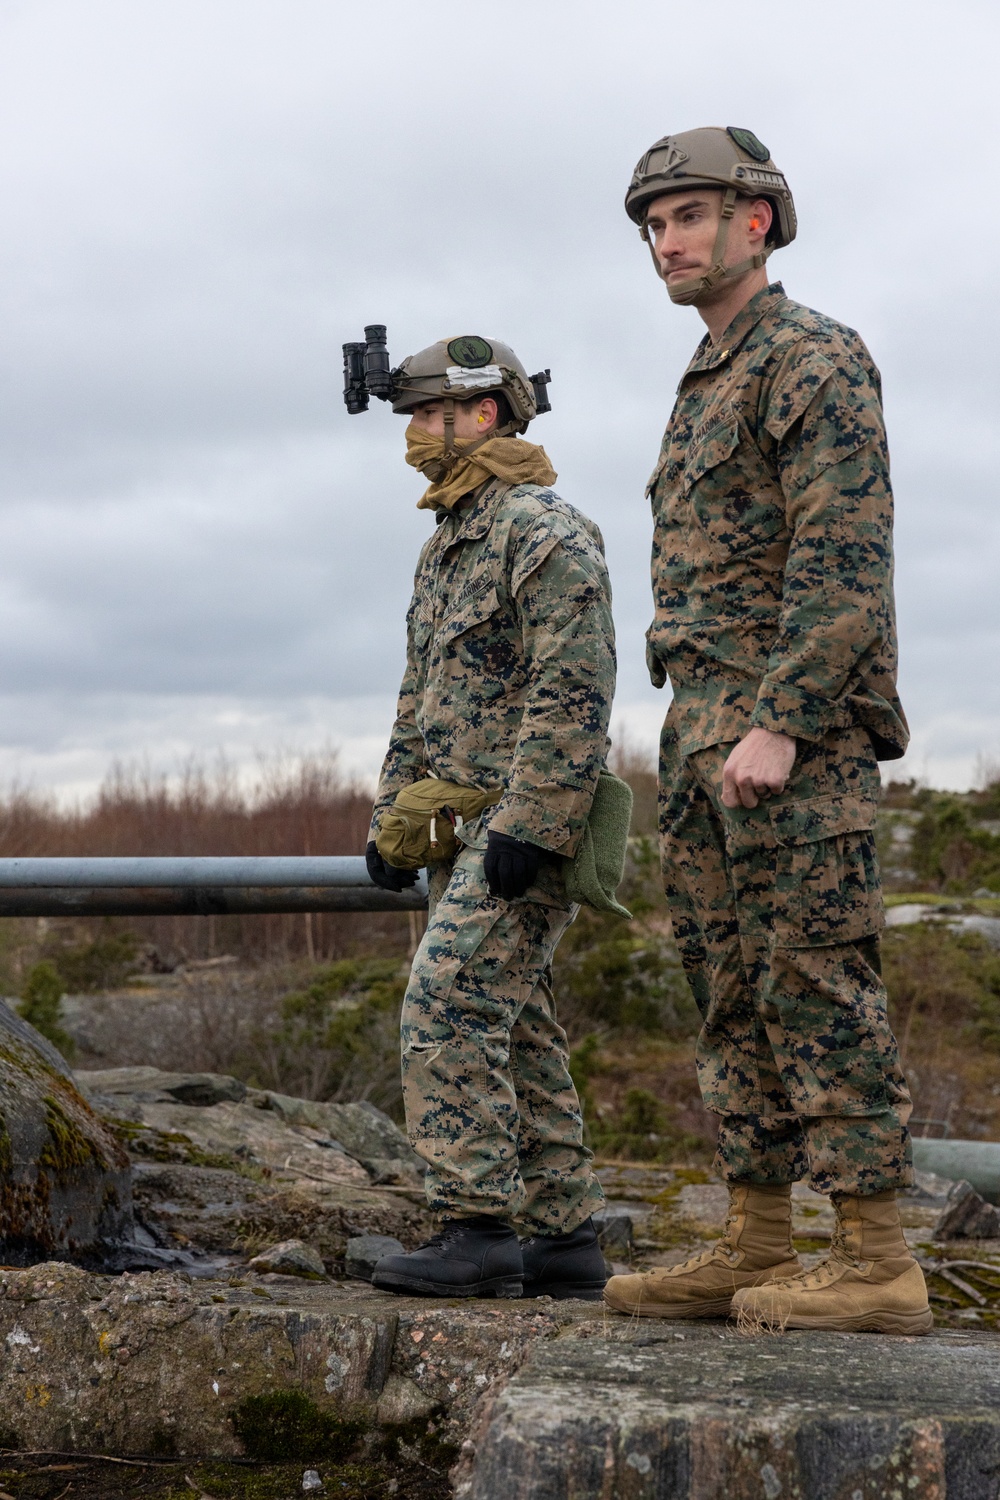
[0,856,387,888]
[0,857,428,917]
[912,1138,1000,1204]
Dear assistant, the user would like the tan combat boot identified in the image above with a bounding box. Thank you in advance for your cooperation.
[731,1190,933,1335]
[603,1182,803,1319]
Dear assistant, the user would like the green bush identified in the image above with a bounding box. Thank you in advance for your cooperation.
[882,923,1000,1054]
[569,1036,705,1162]
[554,839,699,1036]
[910,796,1000,893]
[50,931,141,992]
[259,958,409,1114]
[19,961,76,1060]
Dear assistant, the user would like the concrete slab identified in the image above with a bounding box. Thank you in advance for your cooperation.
[462,1325,1000,1500]
[0,1262,602,1457]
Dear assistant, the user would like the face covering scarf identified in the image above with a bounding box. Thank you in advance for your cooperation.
[405,424,558,511]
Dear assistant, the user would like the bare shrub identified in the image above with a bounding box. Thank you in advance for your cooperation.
[0,752,411,968]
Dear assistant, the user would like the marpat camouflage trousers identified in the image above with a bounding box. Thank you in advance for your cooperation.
[659,720,912,1196]
[400,844,605,1231]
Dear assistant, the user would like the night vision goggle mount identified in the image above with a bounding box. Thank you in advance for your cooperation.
[342,325,397,414]
[342,325,552,420]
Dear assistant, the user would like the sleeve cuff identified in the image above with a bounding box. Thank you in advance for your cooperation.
[488,791,581,857]
[750,681,844,742]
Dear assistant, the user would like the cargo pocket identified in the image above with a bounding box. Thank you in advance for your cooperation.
[769,794,883,947]
[420,895,511,1002]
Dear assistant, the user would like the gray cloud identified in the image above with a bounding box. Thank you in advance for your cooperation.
[0,0,995,796]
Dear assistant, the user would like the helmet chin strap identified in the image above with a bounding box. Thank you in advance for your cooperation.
[642,187,773,308]
[432,397,520,473]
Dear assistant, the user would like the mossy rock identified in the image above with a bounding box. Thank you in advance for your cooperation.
[0,1000,132,1264]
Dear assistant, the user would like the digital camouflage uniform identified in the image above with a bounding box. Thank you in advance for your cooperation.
[371,476,615,1231]
[648,281,911,1196]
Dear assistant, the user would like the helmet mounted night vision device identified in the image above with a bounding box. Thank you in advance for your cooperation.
[342,325,552,460]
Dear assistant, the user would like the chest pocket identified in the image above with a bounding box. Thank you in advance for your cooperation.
[437,583,502,647]
[683,417,788,560]
[435,582,525,693]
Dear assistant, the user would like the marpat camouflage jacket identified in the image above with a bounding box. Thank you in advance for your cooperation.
[647,282,908,760]
[371,479,616,857]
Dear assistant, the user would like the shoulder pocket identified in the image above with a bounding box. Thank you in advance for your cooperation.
[407,600,433,654]
[645,454,668,500]
[763,350,837,443]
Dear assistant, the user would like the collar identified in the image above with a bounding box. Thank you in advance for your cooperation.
[683,282,787,376]
[434,477,507,544]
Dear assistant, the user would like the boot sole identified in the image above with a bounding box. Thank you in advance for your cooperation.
[763,1307,934,1336]
[372,1272,523,1299]
[523,1281,607,1301]
[603,1293,734,1319]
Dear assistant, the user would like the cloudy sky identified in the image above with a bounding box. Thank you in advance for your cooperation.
[0,0,996,802]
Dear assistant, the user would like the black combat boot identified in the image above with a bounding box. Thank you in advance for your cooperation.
[520,1217,608,1300]
[371,1216,523,1298]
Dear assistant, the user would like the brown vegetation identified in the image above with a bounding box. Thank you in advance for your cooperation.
[0,755,413,978]
[2,748,999,1154]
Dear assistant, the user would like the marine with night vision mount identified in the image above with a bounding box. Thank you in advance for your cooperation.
[355,319,625,1302]
[341,325,553,426]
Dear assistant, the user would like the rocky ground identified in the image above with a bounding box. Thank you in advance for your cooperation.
[0,1064,998,1497]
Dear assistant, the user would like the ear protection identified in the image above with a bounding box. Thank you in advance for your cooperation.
[749,217,761,231]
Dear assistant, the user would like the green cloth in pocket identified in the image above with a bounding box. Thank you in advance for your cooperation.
[566,769,633,919]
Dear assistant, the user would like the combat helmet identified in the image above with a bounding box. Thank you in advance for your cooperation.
[624,126,796,305]
[391,334,551,460]
[342,326,551,465]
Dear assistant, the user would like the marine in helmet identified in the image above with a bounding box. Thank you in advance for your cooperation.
[364,334,616,1299]
[603,129,931,1334]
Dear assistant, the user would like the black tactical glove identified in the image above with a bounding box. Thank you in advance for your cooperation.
[366,841,419,893]
[484,831,541,900]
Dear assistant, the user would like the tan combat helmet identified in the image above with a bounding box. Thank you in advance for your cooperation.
[391,335,550,461]
[624,126,797,305]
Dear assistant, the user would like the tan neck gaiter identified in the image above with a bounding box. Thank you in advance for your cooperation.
[405,424,558,511]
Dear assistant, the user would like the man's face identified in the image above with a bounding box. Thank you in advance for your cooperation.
[643,189,770,297]
[407,397,498,439]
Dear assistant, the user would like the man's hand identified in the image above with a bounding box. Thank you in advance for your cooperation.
[721,728,797,810]
[484,831,541,900]
[366,841,419,893]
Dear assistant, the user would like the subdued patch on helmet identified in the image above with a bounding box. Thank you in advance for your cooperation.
[726,127,770,163]
[447,336,493,368]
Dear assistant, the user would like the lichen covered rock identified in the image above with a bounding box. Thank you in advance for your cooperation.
[248,1238,327,1278]
[0,1001,132,1265]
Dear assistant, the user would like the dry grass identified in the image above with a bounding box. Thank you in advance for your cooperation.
[0,754,413,971]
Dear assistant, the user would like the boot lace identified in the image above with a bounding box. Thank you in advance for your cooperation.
[415,1224,465,1253]
[775,1215,858,1292]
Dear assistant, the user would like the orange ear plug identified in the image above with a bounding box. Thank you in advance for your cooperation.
[749,217,761,231]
